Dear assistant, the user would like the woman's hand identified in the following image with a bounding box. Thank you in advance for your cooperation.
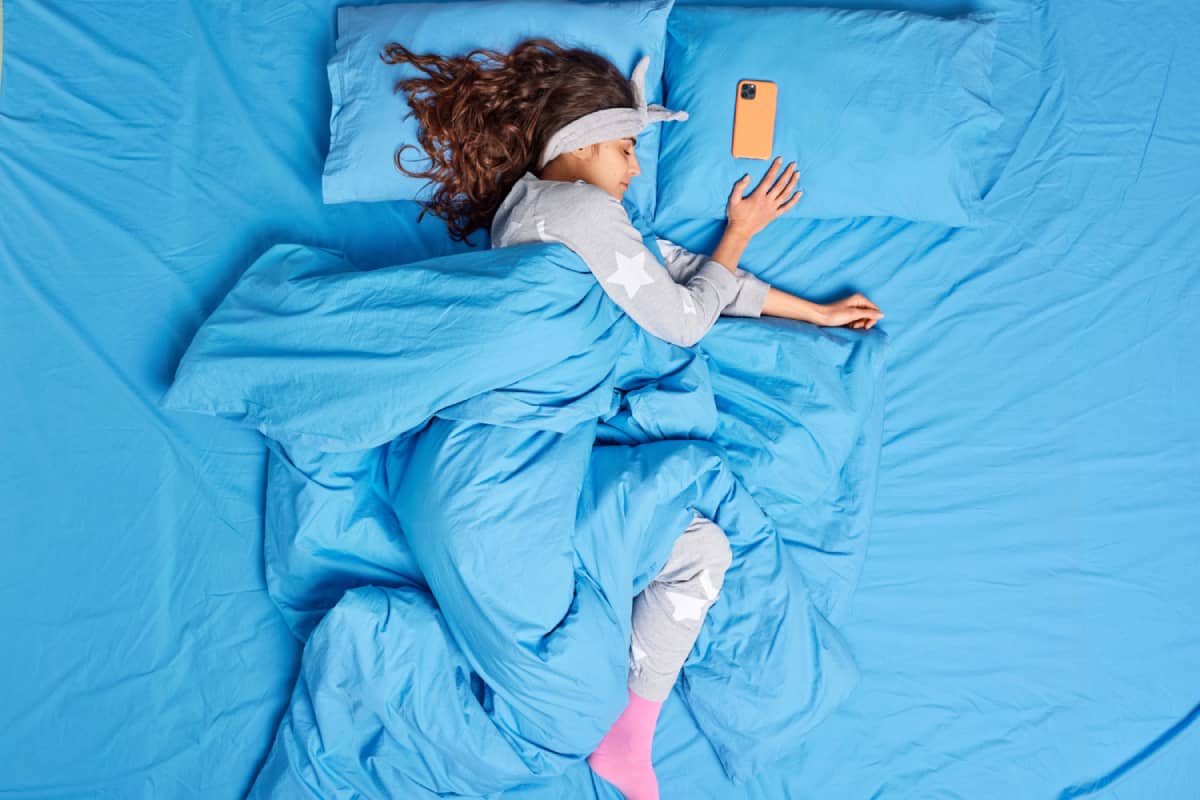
[726,156,802,239]
[819,293,884,329]
[760,287,883,329]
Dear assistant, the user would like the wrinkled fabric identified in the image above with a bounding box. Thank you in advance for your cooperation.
[163,241,886,797]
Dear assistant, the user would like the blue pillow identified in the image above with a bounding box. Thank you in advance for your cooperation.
[657,6,1002,227]
[323,0,675,221]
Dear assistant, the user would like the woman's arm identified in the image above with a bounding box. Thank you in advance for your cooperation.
[762,287,883,328]
[719,157,884,330]
[530,181,741,347]
[699,231,884,328]
[709,225,752,277]
[654,234,770,318]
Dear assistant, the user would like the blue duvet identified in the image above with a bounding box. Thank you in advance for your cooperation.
[162,240,887,797]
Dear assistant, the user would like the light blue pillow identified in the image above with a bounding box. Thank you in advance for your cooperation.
[657,6,1003,227]
[323,0,675,221]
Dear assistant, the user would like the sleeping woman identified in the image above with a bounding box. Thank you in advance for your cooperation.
[379,37,883,800]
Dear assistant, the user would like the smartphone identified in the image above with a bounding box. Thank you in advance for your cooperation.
[732,79,777,160]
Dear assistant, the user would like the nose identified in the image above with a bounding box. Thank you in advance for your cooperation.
[629,155,640,178]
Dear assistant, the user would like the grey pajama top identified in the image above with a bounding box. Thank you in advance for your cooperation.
[490,171,770,348]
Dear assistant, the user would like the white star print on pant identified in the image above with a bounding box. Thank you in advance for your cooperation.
[624,519,731,701]
[629,641,648,674]
[606,250,656,299]
[663,589,708,622]
[661,568,720,622]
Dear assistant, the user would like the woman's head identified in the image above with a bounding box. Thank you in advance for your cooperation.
[539,135,641,201]
[381,38,640,244]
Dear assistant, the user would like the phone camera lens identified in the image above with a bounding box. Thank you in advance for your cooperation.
[741,83,757,100]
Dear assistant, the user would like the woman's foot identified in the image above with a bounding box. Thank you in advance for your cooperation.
[586,688,663,800]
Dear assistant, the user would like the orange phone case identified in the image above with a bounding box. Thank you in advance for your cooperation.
[732,79,777,160]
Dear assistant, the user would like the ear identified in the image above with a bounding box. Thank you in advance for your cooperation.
[570,144,601,162]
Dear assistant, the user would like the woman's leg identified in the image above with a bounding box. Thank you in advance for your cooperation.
[628,512,734,701]
[587,513,733,799]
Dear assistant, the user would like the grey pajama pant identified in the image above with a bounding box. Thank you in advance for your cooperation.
[627,513,733,702]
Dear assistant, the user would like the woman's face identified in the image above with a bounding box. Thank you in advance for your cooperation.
[551,137,641,200]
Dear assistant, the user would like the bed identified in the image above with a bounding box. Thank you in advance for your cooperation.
[1,0,1197,798]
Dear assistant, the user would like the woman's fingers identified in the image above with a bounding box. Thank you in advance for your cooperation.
[828,293,885,329]
[754,157,783,194]
[849,314,881,329]
[779,190,803,213]
[844,309,884,326]
[775,176,801,208]
[769,162,798,199]
[730,175,751,202]
[844,293,881,313]
[834,311,869,327]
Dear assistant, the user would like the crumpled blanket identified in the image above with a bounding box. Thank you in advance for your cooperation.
[161,240,887,798]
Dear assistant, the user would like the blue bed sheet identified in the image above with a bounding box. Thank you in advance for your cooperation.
[1,0,1197,798]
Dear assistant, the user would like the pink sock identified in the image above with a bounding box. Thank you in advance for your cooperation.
[586,687,663,800]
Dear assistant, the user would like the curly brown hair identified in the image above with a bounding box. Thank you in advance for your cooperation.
[380,38,635,245]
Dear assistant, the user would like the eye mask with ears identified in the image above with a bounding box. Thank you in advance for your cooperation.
[537,55,688,169]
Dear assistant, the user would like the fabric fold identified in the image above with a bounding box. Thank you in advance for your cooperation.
[163,242,887,796]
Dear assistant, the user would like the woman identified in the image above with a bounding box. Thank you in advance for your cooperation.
[381,37,883,799]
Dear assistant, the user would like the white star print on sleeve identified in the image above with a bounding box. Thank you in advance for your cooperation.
[515,178,742,347]
[606,250,657,299]
[487,173,752,347]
